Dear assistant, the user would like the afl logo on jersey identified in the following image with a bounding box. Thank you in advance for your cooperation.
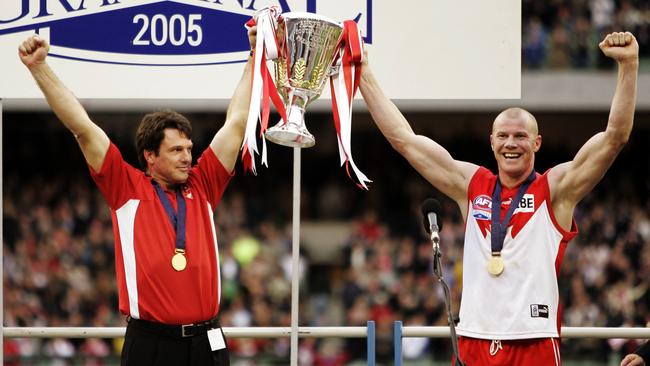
[472,195,492,220]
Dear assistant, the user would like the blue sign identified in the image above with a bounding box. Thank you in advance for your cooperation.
[0,0,372,66]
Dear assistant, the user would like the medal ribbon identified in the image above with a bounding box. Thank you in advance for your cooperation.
[152,181,186,253]
[329,20,371,190]
[241,7,288,174]
[490,170,536,254]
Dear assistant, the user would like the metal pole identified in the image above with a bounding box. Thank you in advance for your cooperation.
[367,321,376,366]
[5,325,650,339]
[1,98,4,366]
[290,147,301,366]
[6,326,650,339]
[433,248,464,365]
[394,320,402,366]
[4,326,370,339]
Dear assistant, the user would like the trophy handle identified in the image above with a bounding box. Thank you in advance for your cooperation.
[328,64,340,77]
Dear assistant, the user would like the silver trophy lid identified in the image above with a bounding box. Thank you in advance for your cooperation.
[281,12,341,27]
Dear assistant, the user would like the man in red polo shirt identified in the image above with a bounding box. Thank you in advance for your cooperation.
[19,28,257,365]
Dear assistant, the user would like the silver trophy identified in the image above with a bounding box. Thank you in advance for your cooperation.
[264,12,343,148]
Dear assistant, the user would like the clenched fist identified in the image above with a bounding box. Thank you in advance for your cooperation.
[599,32,639,65]
[18,35,49,68]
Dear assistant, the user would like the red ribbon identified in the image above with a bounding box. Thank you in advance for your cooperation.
[260,48,288,136]
[241,12,288,174]
[330,20,367,188]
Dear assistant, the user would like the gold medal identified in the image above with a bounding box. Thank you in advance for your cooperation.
[487,255,504,276]
[171,250,187,271]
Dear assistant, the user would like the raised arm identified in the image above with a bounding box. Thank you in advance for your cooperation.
[19,35,110,172]
[549,32,638,227]
[359,60,478,214]
[209,27,255,172]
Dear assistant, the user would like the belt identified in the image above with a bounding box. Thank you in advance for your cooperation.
[128,316,220,338]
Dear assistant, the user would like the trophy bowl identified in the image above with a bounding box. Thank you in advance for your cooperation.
[264,12,343,148]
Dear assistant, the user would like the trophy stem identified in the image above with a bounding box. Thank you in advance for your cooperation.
[287,104,305,125]
[264,93,316,148]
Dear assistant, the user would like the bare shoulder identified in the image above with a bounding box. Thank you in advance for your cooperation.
[547,162,578,231]
[546,162,571,197]
[457,160,481,183]
[453,161,480,220]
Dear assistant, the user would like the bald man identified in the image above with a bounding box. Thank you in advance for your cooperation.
[360,32,639,365]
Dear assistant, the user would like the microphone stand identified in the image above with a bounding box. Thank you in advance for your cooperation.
[430,231,465,366]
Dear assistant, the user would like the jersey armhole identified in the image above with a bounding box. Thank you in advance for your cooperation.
[541,173,578,241]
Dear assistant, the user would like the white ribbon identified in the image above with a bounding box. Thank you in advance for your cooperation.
[330,25,371,189]
[241,7,281,174]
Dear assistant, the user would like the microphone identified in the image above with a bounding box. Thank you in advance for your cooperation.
[421,198,443,246]
[421,198,464,366]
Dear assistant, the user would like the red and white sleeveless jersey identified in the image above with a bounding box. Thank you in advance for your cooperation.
[90,143,232,324]
[457,167,577,340]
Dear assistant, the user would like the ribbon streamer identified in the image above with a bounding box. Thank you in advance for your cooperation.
[241,7,288,174]
[330,20,371,189]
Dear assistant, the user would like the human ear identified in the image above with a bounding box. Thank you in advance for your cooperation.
[144,150,155,164]
[533,135,542,152]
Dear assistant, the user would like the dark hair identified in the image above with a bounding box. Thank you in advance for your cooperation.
[135,110,192,169]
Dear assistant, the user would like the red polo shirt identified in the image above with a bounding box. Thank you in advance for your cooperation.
[90,143,232,324]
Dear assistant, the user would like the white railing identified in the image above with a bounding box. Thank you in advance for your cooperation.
[392,322,650,366]
[3,324,377,365]
[5,324,650,366]
[3,326,368,339]
[398,326,650,338]
[5,325,650,339]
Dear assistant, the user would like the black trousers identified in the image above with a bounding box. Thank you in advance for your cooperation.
[121,319,230,366]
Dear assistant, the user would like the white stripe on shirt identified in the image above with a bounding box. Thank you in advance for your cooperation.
[116,199,140,319]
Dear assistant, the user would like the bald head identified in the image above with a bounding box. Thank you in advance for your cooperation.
[490,107,542,186]
[492,108,539,136]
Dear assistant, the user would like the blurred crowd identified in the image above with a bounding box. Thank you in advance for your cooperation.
[3,111,650,365]
[3,3,650,366]
[523,0,650,69]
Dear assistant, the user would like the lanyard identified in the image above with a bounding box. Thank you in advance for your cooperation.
[490,170,536,254]
[152,181,187,252]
